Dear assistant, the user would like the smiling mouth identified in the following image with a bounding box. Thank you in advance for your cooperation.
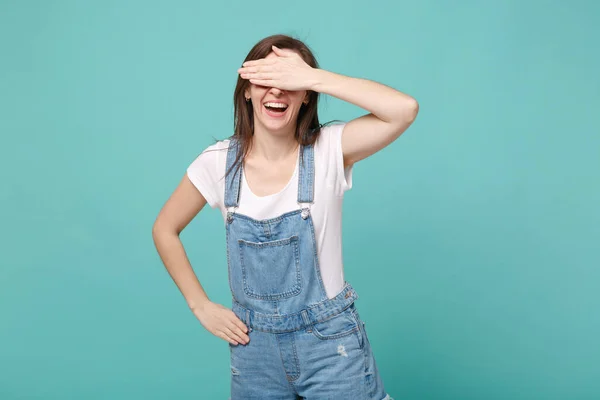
[263,102,289,117]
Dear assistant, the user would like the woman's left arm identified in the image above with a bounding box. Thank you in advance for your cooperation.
[312,69,419,167]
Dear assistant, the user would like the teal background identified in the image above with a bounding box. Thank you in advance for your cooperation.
[1,0,599,398]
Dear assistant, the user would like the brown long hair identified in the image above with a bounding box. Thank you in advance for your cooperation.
[227,34,326,178]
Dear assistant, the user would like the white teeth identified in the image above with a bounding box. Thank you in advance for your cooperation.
[264,102,288,109]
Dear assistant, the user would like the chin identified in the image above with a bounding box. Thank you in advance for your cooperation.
[255,115,298,135]
[265,121,292,132]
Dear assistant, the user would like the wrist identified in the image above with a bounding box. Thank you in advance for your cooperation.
[188,297,211,313]
[309,68,331,92]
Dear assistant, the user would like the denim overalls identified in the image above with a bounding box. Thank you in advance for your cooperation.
[224,138,391,400]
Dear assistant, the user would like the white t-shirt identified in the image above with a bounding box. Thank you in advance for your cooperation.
[186,123,353,299]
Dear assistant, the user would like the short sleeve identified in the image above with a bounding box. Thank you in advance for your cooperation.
[318,123,354,194]
[186,140,229,209]
[334,123,354,192]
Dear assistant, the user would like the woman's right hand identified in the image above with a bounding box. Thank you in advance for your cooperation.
[193,301,250,346]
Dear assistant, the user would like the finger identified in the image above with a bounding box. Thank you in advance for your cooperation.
[242,73,273,81]
[249,79,277,87]
[216,330,239,345]
[232,318,249,335]
[237,67,254,74]
[242,58,276,67]
[272,45,295,57]
[238,65,273,74]
[226,310,249,336]
[271,45,288,56]
[237,66,255,74]
[227,321,249,343]
[226,326,248,344]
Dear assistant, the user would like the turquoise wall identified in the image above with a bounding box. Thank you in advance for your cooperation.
[1,1,599,398]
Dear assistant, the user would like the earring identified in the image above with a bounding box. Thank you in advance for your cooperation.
[245,97,250,102]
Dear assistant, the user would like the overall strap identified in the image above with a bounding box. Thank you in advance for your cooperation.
[297,144,314,204]
[225,139,314,220]
[224,138,242,209]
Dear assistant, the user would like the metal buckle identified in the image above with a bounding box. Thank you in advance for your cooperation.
[226,207,237,224]
[301,207,310,219]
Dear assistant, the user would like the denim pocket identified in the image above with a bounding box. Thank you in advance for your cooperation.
[352,308,366,350]
[238,235,302,300]
[311,307,360,340]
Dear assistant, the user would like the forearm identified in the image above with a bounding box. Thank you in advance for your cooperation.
[152,229,210,311]
[311,69,418,124]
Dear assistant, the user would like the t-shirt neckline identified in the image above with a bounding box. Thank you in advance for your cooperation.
[241,147,300,200]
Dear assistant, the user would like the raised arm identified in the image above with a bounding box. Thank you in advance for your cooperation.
[312,70,418,167]
[238,45,419,167]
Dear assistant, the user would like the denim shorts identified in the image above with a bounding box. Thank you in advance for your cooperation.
[229,303,393,400]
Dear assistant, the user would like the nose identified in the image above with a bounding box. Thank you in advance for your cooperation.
[269,87,284,96]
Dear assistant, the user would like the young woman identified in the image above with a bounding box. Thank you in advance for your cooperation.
[152,34,418,399]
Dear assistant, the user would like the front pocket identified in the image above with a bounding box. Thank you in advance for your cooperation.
[311,308,360,340]
[238,235,302,300]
